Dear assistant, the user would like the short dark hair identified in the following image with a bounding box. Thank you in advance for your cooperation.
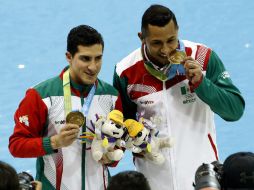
[67,25,104,56]
[141,4,178,37]
[107,171,151,190]
[0,161,20,190]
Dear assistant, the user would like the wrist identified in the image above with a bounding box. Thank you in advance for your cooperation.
[189,74,203,92]
[50,135,61,149]
[43,137,57,154]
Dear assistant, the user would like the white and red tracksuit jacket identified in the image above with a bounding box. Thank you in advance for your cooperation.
[113,40,245,190]
[9,67,122,190]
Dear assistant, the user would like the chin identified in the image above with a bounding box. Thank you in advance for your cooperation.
[159,57,170,64]
[152,57,167,66]
[82,81,94,85]
[84,78,97,85]
[160,60,170,66]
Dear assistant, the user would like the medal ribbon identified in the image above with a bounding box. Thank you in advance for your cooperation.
[178,40,185,53]
[63,68,97,190]
[63,68,96,117]
[143,40,186,81]
[144,62,168,81]
[63,69,72,117]
[82,83,96,116]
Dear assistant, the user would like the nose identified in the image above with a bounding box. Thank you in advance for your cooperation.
[87,61,97,73]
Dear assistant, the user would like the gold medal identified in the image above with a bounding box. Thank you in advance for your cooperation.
[66,111,85,127]
[169,51,186,64]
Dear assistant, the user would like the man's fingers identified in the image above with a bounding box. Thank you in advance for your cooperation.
[61,129,79,138]
[57,132,78,147]
[188,68,200,76]
[67,133,79,140]
[55,123,80,148]
[65,123,80,130]
[184,60,199,69]
[183,56,194,62]
[61,124,80,133]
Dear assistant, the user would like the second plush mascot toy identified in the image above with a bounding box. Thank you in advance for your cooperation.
[124,119,174,165]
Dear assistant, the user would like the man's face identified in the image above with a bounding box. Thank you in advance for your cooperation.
[66,44,103,85]
[142,20,178,66]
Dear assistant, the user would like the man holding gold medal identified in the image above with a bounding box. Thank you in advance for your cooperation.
[113,4,245,190]
[9,25,122,190]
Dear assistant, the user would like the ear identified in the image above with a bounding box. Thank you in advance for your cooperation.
[138,32,145,43]
[65,52,72,64]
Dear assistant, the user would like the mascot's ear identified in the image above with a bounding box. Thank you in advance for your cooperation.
[95,117,105,129]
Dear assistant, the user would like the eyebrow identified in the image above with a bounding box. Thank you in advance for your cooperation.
[79,54,103,58]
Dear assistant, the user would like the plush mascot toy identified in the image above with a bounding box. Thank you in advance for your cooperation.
[89,110,126,162]
[124,119,173,165]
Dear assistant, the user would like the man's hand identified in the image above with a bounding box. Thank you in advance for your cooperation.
[50,124,80,149]
[183,56,203,84]
[99,152,114,165]
[31,180,42,190]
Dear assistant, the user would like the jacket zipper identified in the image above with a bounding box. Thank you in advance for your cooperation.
[162,81,178,190]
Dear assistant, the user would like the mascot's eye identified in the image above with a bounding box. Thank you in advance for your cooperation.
[115,124,121,129]
[136,132,143,138]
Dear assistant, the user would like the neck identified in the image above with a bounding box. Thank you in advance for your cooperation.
[70,77,91,92]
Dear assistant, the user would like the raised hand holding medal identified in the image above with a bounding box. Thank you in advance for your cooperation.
[51,69,97,149]
[168,41,202,84]
[183,56,203,84]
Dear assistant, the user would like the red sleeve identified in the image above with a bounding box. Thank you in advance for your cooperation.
[114,94,123,112]
[9,88,48,157]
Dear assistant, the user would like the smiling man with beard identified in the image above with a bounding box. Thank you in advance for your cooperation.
[113,4,245,190]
